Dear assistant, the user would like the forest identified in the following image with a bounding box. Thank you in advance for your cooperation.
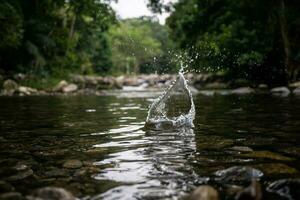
[0,0,300,86]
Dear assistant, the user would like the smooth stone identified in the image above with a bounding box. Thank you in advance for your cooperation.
[270,86,290,94]
[214,166,263,184]
[293,87,300,95]
[230,146,254,152]
[28,187,75,200]
[0,192,22,200]
[63,160,83,169]
[62,84,78,93]
[53,80,68,92]
[240,151,293,161]
[18,86,37,95]
[0,181,15,192]
[267,179,300,200]
[231,87,255,95]
[235,180,262,200]
[190,185,219,200]
[7,169,33,181]
[253,163,298,175]
[258,84,268,89]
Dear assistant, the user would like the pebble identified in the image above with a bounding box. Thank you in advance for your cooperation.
[63,160,83,169]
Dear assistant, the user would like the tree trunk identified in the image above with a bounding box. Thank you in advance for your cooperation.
[278,0,291,79]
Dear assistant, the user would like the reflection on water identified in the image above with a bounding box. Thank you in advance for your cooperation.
[0,93,300,199]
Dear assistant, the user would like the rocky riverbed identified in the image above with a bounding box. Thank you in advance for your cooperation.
[1,74,300,96]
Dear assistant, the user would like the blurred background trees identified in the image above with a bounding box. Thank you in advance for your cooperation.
[0,0,300,86]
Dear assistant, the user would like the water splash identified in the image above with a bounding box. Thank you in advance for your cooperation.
[145,64,195,129]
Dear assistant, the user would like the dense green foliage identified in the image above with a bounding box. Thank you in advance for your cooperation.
[109,17,177,74]
[0,0,115,78]
[149,0,300,84]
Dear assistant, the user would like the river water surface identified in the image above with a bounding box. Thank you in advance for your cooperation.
[0,91,300,199]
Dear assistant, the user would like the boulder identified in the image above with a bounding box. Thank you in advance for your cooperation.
[18,86,38,95]
[231,87,255,95]
[267,179,300,200]
[289,81,300,88]
[53,80,68,92]
[3,79,18,95]
[63,159,82,169]
[270,87,290,95]
[62,84,78,93]
[190,185,219,200]
[28,187,75,200]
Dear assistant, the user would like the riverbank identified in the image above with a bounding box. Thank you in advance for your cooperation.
[1,73,300,96]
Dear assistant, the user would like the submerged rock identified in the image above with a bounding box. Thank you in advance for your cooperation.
[0,181,15,193]
[253,163,298,176]
[214,166,263,184]
[267,179,300,200]
[7,169,33,182]
[63,160,82,169]
[240,151,293,161]
[231,87,255,95]
[230,146,254,152]
[3,79,18,95]
[190,185,219,200]
[235,180,262,200]
[28,187,75,200]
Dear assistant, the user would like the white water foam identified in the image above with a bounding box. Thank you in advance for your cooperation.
[145,68,195,129]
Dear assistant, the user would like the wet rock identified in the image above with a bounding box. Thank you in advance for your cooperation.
[270,87,290,95]
[230,146,254,152]
[253,163,298,176]
[53,80,68,92]
[190,185,219,200]
[62,84,78,93]
[240,151,293,161]
[267,179,300,200]
[214,166,263,184]
[63,160,82,169]
[0,192,23,200]
[6,169,33,182]
[28,187,75,200]
[0,181,15,192]
[18,86,37,95]
[293,87,300,95]
[3,79,18,95]
[235,180,262,200]
[231,87,255,95]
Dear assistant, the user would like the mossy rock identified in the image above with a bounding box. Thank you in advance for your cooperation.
[253,163,298,176]
[239,151,294,161]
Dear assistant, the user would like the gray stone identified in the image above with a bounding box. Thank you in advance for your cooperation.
[289,81,300,88]
[231,87,255,95]
[53,80,68,92]
[3,79,18,95]
[270,87,290,95]
[62,84,78,93]
[63,160,82,169]
[0,192,22,200]
[18,86,37,95]
[230,146,253,152]
[28,187,75,200]
[258,84,268,89]
[44,169,68,178]
[190,185,219,200]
